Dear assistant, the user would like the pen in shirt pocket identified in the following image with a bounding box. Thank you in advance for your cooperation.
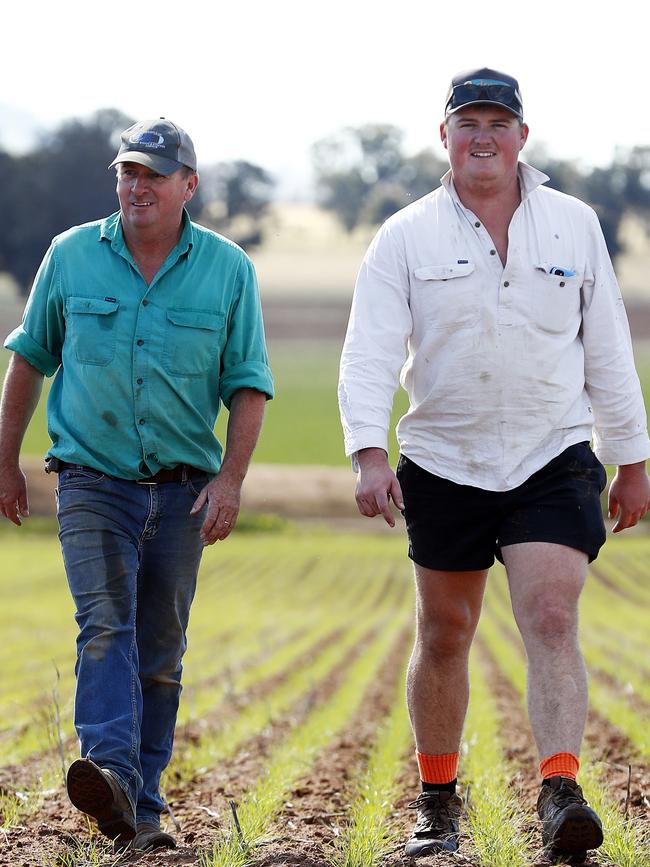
[535,262,577,278]
[546,265,576,277]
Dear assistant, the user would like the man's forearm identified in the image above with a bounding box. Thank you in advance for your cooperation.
[219,388,267,481]
[0,354,44,467]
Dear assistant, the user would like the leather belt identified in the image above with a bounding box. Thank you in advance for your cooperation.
[137,465,204,484]
[51,460,204,484]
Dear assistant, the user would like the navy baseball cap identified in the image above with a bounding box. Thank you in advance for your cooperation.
[445,68,524,121]
[109,118,197,175]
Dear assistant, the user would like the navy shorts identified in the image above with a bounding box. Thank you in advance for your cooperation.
[396,442,608,571]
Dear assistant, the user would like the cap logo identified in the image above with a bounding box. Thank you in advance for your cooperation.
[466,78,506,87]
[129,131,165,149]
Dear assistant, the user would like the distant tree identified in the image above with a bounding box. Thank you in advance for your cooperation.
[0,109,133,293]
[0,109,209,294]
[314,125,650,262]
[530,145,650,261]
[198,160,274,249]
[312,124,447,231]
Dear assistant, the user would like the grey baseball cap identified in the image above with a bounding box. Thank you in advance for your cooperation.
[109,118,197,175]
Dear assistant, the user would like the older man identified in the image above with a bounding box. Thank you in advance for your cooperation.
[0,118,273,851]
[338,69,650,859]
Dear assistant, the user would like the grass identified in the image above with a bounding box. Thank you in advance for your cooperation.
[1,528,649,863]
[479,576,648,867]
[0,787,41,832]
[580,764,650,867]
[327,662,412,867]
[42,820,124,867]
[463,651,534,867]
[200,615,410,867]
[169,593,406,784]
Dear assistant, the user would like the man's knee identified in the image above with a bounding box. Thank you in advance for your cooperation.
[520,599,579,647]
[415,607,479,659]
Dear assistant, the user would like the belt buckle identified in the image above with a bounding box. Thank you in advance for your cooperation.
[136,478,157,485]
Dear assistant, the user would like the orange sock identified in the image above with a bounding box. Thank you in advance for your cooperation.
[539,752,580,781]
[416,750,459,785]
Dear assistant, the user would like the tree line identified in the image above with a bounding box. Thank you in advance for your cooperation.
[2,111,650,295]
[0,110,273,294]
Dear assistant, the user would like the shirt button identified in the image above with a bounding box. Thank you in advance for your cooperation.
[503,281,510,287]
[559,281,566,287]
[474,221,481,228]
[139,418,146,425]
[490,249,497,256]
[142,299,149,306]
[137,339,144,346]
[136,377,143,385]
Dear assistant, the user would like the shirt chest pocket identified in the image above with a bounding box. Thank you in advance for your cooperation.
[412,263,480,330]
[65,296,120,366]
[163,309,225,377]
[531,265,582,334]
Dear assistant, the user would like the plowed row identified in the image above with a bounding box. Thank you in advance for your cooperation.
[0,530,648,867]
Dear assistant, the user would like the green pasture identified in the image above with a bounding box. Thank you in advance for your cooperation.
[2,338,649,469]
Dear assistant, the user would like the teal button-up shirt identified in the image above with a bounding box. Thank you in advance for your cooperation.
[4,210,274,479]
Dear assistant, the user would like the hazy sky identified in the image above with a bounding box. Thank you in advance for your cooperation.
[2,0,645,196]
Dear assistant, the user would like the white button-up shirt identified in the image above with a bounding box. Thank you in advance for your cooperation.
[339,162,650,491]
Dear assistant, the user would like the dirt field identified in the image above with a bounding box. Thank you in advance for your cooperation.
[1,630,647,866]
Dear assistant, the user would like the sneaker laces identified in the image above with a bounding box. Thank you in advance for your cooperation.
[550,780,588,810]
[407,792,456,834]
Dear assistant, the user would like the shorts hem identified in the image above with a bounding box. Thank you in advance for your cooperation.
[497,535,604,564]
[408,550,494,573]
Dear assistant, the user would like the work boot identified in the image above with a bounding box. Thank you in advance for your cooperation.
[404,789,462,856]
[114,821,176,853]
[66,758,136,841]
[537,776,603,859]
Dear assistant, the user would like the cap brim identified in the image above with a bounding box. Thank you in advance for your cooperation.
[108,151,185,176]
[446,99,523,120]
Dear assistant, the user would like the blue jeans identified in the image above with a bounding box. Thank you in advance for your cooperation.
[56,466,207,824]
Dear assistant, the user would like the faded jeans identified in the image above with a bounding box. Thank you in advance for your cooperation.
[56,465,207,824]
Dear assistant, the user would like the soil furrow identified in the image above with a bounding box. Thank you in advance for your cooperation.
[252,624,414,866]
[0,617,395,865]
[477,634,650,866]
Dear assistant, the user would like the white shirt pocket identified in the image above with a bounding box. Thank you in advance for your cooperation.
[412,262,479,330]
[531,264,582,335]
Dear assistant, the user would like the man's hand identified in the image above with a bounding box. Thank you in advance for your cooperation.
[608,461,650,533]
[0,464,29,526]
[189,388,267,545]
[0,354,44,527]
[355,447,404,527]
[190,471,242,545]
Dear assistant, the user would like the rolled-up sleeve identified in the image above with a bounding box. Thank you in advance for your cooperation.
[3,243,65,376]
[582,209,650,465]
[338,221,412,461]
[218,256,274,408]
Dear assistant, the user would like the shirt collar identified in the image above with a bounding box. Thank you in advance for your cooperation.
[99,208,195,257]
[441,161,550,205]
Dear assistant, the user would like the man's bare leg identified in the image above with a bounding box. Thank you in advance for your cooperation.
[502,542,603,856]
[501,542,589,758]
[407,566,489,753]
[404,565,488,856]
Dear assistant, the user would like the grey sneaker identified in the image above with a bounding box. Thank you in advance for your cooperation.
[404,790,462,857]
[537,777,603,858]
[66,758,136,841]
